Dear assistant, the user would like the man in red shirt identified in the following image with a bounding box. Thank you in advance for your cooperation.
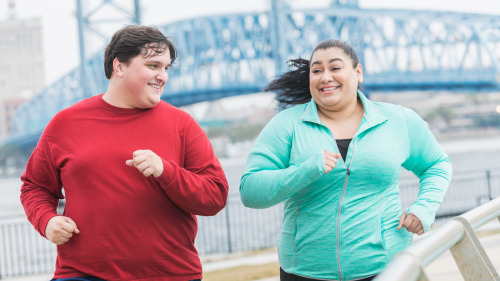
[20,25,229,281]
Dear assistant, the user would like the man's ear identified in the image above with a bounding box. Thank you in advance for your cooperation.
[356,63,363,83]
[113,58,126,77]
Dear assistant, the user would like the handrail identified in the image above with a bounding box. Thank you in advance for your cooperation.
[375,197,500,281]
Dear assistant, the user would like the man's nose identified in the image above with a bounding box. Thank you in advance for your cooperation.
[157,70,168,84]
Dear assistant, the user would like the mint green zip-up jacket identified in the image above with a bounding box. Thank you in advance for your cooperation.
[240,91,452,280]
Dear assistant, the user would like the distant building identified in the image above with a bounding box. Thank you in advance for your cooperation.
[0,17,45,140]
[1,98,28,138]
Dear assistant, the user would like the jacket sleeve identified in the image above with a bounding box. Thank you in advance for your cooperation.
[239,117,325,209]
[20,135,64,238]
[402,108,452,232]
[154,118,228,216]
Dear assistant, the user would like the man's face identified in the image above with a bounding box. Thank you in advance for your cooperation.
[120,48,171,108]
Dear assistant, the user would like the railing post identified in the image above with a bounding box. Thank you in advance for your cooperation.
[0,229,1,279]
[225,204,232,253]
[450,217,500,281]
[0,228,2,279]
[487,170,492,200]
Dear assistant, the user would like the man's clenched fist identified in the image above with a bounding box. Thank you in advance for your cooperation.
[397,212,424,235]
[126,150,163,178]
[45,216,80,245]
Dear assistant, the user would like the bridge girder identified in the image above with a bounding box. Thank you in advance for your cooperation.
[161,7,500,97]
[8,5,500,145]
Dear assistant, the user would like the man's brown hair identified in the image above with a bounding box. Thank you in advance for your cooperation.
[104,25,177,79]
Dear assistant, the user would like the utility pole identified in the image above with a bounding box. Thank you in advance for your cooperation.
[7,0,16,19]
[270,0,289,76]
[76,0,90,99]
[75,0,142,98]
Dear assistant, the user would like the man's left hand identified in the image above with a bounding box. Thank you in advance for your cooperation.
[397,212,424,235]
[126,150,163,178]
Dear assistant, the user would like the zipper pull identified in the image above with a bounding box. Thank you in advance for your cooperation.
[347,168,350,176]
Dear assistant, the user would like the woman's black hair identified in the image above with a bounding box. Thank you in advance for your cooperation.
[265,39,361,109]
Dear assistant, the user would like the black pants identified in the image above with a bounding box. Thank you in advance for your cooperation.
[280,268,376,281]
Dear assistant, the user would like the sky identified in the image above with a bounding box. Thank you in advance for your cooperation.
[0,0,499,86]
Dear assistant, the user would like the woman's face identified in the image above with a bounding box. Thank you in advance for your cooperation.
[309,47,363,111]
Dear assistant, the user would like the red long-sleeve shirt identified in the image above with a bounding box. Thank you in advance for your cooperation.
[20,94,229,281]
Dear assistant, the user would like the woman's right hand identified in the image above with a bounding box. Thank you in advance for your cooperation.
[324,151,341,174]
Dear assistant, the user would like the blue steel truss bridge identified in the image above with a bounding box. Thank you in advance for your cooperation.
[7,0,500,148]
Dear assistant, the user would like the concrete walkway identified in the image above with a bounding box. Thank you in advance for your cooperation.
[203,251,278,272]
[0,252,280,281]
[3,220,499,281]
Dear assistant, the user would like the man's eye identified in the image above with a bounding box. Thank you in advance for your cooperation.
[150,65,157,69]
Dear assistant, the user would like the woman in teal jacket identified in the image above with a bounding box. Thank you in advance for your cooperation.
[239,40,452,281]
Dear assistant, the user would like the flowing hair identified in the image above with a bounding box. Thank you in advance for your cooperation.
[265,39,361,109]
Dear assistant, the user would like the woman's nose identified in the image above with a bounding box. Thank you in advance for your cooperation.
[320,71,333,83]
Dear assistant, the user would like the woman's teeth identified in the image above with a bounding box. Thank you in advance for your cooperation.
[149,84,160,89]
[322,86,339,91]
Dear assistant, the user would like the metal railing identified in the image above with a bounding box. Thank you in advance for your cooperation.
[399,168,500,218]
[0,198,283,279]
[0,221,57,278]
[375,196,500,281]
[195,197,283,255]
[0,168,498,278]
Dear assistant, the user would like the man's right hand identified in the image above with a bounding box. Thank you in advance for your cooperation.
[45,216,80,245]
[324,151,341,174]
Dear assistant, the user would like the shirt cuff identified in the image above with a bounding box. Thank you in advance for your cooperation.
[38,212,58,238]
[406,208,428,233]
[154,158,176,186]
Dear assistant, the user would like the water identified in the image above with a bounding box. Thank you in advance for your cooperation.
[0,178,26,217]
[2,137,500,217]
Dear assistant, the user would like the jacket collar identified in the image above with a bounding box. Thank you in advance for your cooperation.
[301,90,387,135]
[357,90,387,128]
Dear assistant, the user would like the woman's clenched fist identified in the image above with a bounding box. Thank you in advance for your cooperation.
[324,151,341,174]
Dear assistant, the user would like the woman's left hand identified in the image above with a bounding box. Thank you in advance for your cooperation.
[397,212,424,235]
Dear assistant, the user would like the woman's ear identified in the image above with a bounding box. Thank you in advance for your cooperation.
[356,63,363,83]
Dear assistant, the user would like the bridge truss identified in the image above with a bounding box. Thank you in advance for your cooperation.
[9,1,500,146]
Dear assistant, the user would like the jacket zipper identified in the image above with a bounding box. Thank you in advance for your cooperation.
[334,140,356,281]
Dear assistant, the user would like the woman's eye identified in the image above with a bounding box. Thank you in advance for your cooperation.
[150,65,157,69]
[332,67,340,71]
[312,69,321,73]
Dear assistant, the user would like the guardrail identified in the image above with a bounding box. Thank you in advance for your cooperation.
[375,197,500,281]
